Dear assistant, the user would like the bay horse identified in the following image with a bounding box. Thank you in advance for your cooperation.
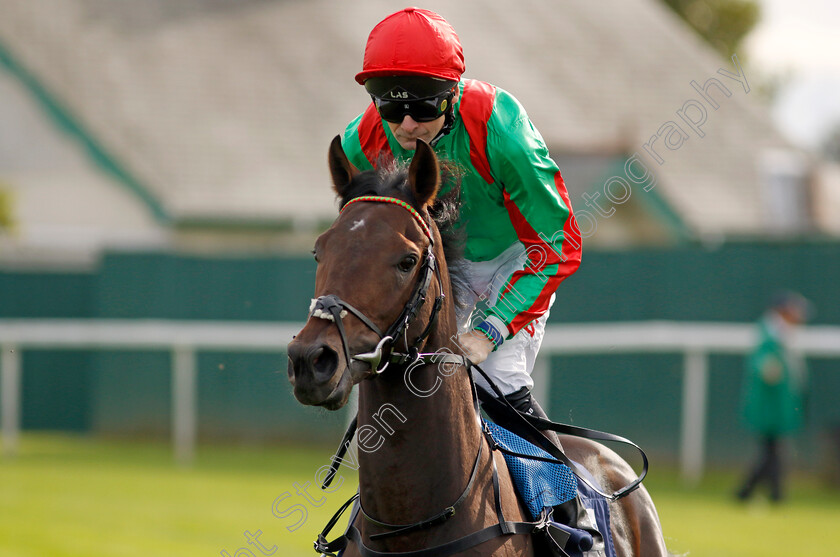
[287,137,669,556]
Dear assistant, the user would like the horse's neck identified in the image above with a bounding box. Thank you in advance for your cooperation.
[356,330,481,523]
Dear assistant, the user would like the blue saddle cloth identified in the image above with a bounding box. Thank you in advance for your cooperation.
[483,421,578,520]
[483,421,618,557]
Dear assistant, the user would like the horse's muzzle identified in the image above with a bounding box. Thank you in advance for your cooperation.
[287,341,343,406]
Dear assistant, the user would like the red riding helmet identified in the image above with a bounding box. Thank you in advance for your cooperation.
[355,7,465,85]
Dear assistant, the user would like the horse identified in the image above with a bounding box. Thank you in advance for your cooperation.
[287,136,669,556]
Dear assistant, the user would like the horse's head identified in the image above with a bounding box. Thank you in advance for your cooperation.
[287,136,445,409]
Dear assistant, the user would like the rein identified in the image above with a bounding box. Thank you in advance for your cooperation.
[309,195,649,557]
[316,350,551,557]
[315,355,651,557]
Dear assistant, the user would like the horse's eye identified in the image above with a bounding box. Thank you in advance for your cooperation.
[311,249,319,263]
[398,254,418,273]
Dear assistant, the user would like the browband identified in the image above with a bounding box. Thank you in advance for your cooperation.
[341,196,433,243]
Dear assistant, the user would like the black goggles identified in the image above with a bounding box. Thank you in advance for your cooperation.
[372,89,455,123]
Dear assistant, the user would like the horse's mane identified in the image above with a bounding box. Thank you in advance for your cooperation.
[337,160,470,311]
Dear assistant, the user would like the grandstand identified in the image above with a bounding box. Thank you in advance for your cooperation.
[1,0,830,265]
[1,0,839,480]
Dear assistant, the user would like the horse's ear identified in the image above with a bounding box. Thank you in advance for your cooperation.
[408,139,440,209]
[328,135,358,198]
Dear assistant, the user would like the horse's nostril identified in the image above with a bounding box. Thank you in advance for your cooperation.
[311,345,338,382]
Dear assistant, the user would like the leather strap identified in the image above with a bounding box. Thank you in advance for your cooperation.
[322,415,358,489]
[362,436,484,540]
[343,518,546,557]
[471,362,648,500]
[314,356,649,557]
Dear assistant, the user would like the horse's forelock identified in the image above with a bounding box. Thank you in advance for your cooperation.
[336,161,470,310]
[338,165,414,209]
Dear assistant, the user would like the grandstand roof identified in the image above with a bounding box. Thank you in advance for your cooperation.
[0,0,814,256]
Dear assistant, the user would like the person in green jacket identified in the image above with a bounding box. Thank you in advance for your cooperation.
[736,291,811,502]
[341,7,582,423]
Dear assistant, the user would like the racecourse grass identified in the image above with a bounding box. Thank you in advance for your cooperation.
[1,434,839,557]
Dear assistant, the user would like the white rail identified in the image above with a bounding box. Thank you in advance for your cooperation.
[0,319,300,464]
[1,319,839,480]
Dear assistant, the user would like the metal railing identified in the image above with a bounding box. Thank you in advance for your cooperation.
[2,319,839,481]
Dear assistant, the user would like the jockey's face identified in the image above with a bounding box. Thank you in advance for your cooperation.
[386,115,445,150]
[779,304,806,326]
[386,89,459,151]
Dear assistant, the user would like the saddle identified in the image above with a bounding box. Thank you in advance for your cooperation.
[482,420,616,557]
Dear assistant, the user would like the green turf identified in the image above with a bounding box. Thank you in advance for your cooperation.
[1,434,839,556]
[0,434,358,557]
[648,464,840,557]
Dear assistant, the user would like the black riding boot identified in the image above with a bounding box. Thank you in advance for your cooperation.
[499,386,563,447]
[483,388,585,530]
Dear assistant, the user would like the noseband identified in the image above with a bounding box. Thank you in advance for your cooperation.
[308,196,444,375]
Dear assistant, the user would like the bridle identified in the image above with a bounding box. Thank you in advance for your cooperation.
[310,195,518,557]
[307,195,445,376]
[310,197,650,557]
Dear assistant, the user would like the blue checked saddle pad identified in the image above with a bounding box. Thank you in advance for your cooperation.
[483,421,578,520]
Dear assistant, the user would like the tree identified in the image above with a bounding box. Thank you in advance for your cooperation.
[822,123,840,163]
[661,0,761,59]
[0,184,13,231]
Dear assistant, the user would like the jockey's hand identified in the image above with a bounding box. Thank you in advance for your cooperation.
[458,330,495,364]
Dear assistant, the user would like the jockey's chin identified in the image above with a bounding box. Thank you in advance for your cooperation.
[386,116,446,150]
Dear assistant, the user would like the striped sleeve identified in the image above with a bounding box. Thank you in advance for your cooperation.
[484,90,582,337]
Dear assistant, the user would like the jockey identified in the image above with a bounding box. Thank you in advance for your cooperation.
[342,8,582,427]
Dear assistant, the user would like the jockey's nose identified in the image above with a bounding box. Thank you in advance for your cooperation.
[399,114,420,131]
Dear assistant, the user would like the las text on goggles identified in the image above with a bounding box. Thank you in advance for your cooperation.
[372,89,455,123]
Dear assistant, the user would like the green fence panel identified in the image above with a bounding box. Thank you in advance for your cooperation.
[0,271,93,317]
[90,351,172,437]
[549,243,840,325]
[95,252,317,321]
[21,350,92,431]
[197,351,349,443]
[2,242,838,461]
[550,353,684,462]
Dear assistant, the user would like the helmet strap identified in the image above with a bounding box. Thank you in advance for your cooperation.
[430,96,456,147]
